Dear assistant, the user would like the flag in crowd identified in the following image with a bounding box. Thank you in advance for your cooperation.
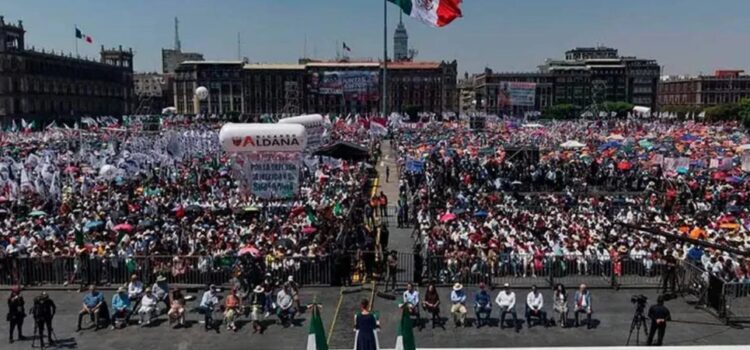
[306,305,328,350]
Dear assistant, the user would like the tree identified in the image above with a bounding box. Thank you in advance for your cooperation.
[602,101,634,117]
[704,103,741,121]
[738,98,750,128]
[543,104,578,119]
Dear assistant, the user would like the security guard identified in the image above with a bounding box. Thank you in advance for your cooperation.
[31,291,56,347]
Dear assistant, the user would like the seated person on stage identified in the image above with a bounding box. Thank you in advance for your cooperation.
[402,283,421,326]
[111,286,131,329]
[138,287,158,326]
[573,284,593,329]
[422,283,441,327]
[168,289,186,327]
[152,275,171,311]
[496,283,519,332]
[276,283,297,327]
[474,283,492,328]
[199,285,220,330]
[525,285,547,328]
[77,285,105,331]
[450,283,468,327]
[224,288,242,331]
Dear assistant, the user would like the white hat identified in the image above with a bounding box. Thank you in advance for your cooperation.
[452,283,463,291]
[503,283,510,288]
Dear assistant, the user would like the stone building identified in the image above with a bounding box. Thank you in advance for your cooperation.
[658,70,750,109]
[173,59,458,116]
[0,16,134,120]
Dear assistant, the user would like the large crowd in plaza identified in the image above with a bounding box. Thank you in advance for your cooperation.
[393,118,750,285]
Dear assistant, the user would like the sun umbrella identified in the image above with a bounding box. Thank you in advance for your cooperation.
[64,166,79,174]
[238,246,260,257]
[617,161,632,171]
[720,223,740,230]
[440,213,457,223]
[726,176,744,184]
[302,226,317,234]
[84,221,104,230]
[113,223,134,232]
[560,140,585,149]
[185,205,203,214]
[638,140,654,150]
[0,196,7,203]
[29,210,47,217]
[736,144,750,153]
[712,172,727,181]
[474,210,489,218]
[607,134,625,141]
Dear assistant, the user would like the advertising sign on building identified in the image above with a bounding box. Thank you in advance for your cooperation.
[312,71,380,100]
[497,82,537,107]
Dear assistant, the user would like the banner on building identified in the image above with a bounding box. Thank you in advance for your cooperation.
[312,71,380,100]
[497,82,536,107]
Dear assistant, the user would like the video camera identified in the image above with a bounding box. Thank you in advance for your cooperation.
[631,294,648,312]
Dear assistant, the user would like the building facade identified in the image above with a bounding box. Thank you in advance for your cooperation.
[162,49,204,75]
[0,16,134,120]
[467,47,660,115]
[134,72,167,114]
[173,59,458,116]
[658,70,750,109]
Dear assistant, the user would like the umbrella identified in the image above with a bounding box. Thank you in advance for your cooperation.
[712,172,727,181]
[185,205,203,214]
[238,246,260,257]
[29,210,47,217]
[0,196,7,203]
[453,208,466,215]
[440,213,457,223]
[607,134,625,141]
[736,144,750,153]
[113,223,134,232]
[244,206,260,212]
[474,210,488,218]
[560,140,585,149]
[64,166,79,174]
[617,161,632,171]
[138,220,157,229]
[726,176,744,184]
[638,140,654,150]
[84,221,104,230]
[302,226,317,234]
[719,223,740,230]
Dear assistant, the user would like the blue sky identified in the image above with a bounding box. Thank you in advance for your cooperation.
[6,0,750,75]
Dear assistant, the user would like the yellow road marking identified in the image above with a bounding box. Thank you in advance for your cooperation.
[327,286,345,345]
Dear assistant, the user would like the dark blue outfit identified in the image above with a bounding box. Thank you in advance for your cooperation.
[355,313,379,350]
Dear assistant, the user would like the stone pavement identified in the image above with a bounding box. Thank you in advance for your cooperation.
[2,287,748,349]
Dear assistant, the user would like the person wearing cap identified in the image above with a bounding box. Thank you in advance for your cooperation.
[7,286,27,343]
[573,284,593,329]
[525,285,547,328]
[31,291,56,347]
[287,275,303,312]
[224,287,242,331]
[249,285,267,334]
[496,283,519,332]
[199,285,219,331]
[137,287,157,326]
[276,283,297,327]
[474,282,492,328]
[111,286,131,329]
[450,283,467,327]
[77,285,105,331]
[152,275,171,311]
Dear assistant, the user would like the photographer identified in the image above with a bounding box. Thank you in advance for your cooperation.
[31,292,56,347]
[647,295,671,346]
[6,286,27,343]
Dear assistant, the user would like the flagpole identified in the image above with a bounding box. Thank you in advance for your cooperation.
[75,25,79,56]
[382,0,388,118]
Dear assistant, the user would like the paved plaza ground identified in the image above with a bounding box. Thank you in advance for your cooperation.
[1,287,748,350]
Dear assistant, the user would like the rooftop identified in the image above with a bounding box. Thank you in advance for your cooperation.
[181,60,243,65]
[244,63,305,70]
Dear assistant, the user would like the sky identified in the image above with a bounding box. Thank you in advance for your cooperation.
[6,0,750,76]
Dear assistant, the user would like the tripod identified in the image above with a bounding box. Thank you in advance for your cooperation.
[626,305,649,346]
[31,319,58,349]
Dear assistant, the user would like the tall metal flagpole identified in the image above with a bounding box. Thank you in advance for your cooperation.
[382,0,388,118]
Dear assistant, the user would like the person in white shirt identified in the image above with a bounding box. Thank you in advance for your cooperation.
[402,283,422,328]
[525,285,547,328]
[449,283,467,327]
[127,274,144,300]
[199,285,219,330]
[495,283,519,332]
[137,287,157,326]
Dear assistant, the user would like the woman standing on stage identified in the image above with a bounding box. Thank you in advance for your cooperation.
[353,298,379,350]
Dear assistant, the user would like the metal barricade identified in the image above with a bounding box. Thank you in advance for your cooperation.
[721,282,750,323]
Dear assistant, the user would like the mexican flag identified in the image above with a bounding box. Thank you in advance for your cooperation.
[388,0,462,27]
[306,305,328,350]
[395,306,416,350]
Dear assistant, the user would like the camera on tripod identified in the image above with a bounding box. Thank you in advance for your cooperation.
[631,294,648,310]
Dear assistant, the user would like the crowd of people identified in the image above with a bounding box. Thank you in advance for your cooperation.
[393,118,750,285]
[0,116,378,290]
